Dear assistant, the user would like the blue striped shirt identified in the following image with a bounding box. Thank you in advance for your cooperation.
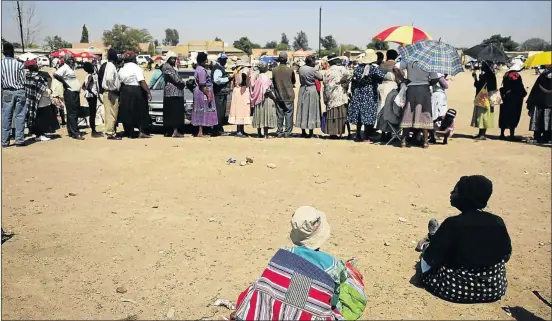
[1,57,25,90]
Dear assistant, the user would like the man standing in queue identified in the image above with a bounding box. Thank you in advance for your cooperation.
[211,53,231,136]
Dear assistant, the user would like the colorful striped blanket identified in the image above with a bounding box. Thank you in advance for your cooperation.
[234,249,344,320]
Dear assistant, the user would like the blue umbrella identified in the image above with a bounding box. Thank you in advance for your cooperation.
[398,40,464,75]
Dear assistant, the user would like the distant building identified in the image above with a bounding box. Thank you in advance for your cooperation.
[159,41,244,58]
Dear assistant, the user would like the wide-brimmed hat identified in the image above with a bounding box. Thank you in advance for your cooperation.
[289,206,331,250]
[508,61,524,72]
[237,55,251,67]
[358,49,378,64]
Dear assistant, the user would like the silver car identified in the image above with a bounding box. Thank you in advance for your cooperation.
[148,69,231,128]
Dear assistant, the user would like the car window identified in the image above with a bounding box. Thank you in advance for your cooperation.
[151,70,195,90]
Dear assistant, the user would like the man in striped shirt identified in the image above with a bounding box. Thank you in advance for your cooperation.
[1,43,27,147]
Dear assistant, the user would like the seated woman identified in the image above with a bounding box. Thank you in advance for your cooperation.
[416,175,512,303]
[433,109,456,145]
[231,206,366,320]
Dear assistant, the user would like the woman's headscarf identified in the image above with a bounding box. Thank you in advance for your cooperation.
[197,52,208,65]
[257,61,268,73]
[123,51,136,63]
[327,54,342,66]
[107,48,118,62]
[451,175,493,211]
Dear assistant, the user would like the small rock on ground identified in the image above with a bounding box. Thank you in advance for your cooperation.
[116,286,127,294]
[399,217,407,222]
[384,240,390,246]
[267,164,276,169]
[166,307,175,319]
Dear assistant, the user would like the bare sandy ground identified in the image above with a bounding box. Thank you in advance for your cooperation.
[1,68,551,320]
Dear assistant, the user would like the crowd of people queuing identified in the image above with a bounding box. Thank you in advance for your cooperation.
[2,41,551,147]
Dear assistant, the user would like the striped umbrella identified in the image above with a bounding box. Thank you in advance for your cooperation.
[398,40,464,76]
[373,26,431,46]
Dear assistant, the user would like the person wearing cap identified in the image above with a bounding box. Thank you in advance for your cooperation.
[250,61,277,138]
[415,175,512,303]
[323,54,352,139]
[272,51,296,138]
[98,48,122,140]
[349,49,385,142]
[162,55,186,138]
[117,51,152,139]
[54,53,84,140]
[228,55,252,137]
[1,42,27,147]
[296,56,323,138]
[192,52,218,136]
[211,53,231,136]
[498,62,527,140]
[23,60,60,142]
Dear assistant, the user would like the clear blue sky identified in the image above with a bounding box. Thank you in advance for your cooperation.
[2,1,551,49]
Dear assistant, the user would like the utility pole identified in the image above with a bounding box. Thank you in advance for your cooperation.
[16,1,25,53]
[318,5,322,58]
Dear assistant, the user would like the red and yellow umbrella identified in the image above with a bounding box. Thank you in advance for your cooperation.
[373,26,432,46]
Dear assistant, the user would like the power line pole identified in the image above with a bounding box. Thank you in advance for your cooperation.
[16,1,25,53]
[318,5,322,58]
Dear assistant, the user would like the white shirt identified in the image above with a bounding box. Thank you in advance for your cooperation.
[400,60,438,86]
[102,61,121,92]
[118,62,145,86]
[54,64,81,92]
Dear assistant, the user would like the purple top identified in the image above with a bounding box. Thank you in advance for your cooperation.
[195,65,213,88]
[438,77,449,89]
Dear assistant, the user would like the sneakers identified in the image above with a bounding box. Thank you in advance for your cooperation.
[35,135,51,142]
[415,218,440,252]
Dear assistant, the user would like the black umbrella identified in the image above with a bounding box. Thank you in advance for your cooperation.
[464,43,509,63]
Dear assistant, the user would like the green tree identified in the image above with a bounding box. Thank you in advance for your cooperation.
[233,37,257,55]
[320,35,338,50]
[281,33,289,45]
[80,24,89,43]
[366,39,389,50]
[148,42,155,55]
[214,36,222,41]
[102,24,152,52]
[293,30,309,51]
[520,38,551,51]
[163,28,179,46]
[44,35,71,51]
[265,41,277,49]
[481,34,519,51]
[154,39,159,47]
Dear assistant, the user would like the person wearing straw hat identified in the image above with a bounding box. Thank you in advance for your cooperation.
[348,49,385,142]
[498,61,527,141]
[228,55,252,137]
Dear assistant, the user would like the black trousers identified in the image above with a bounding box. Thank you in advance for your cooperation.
[64,90,80,137]
[86,97,98,132]
[214,94,227,133]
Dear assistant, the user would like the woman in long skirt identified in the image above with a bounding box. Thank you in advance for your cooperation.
[192,52,218,137]
[349,51,385,142]
[499,65,526,140]
[251,62,277,138]
[117,51,152,139]
[471,61,497,140]
[162,55,186,138]
[323,55,352,138]
[228,56,252,137]
[296,56,323,138]
[23,60,60,142]
[526,65,552,144]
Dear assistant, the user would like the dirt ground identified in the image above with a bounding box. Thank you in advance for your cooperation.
[1,67,551,320]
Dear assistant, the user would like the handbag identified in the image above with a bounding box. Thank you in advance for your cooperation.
[474,85,491,109]
[394,83,407,108]
[489,89,503,106]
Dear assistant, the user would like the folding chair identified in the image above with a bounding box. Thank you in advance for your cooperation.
[385,120,402,145]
